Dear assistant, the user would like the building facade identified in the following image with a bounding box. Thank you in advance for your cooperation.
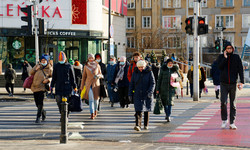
[126,0,250,61]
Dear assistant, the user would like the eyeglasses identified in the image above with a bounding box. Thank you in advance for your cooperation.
[226,47,233,50]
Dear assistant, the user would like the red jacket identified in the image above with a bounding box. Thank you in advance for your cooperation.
[127,61,136,82]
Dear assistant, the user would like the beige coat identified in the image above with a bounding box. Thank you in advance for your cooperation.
[30,64,53,93]
[81,64,102,100]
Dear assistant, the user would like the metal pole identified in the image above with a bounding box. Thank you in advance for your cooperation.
[186,0,189,65]
[193,0,200,101]
[108,0,111,60]
[220,30,223,53]
[33,1,39,64]
[200,1,203,64]
[60,97,68,144]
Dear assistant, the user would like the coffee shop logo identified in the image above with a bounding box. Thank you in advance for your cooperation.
[12,40,22,50]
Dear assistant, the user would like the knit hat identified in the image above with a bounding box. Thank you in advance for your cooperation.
[137,60,147,67]
[58,51,66,62]
[88,54,94,59]
[95,53,102,59]
[110,55,116,59]
[69,58,74,65]
[40,54,50,62]
[166,59,173,64]
[74,61,80,66]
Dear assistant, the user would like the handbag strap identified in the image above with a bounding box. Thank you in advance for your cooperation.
[41,69,47,78]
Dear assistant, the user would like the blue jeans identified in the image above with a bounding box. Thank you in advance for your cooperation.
[164,105,172,117]
[88,87,99,114]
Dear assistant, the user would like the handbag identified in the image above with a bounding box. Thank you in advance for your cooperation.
[68,93,83,112]
[170,73,180,88]
[153,95,164,115]
[41,69,50,91]
[23,75,34,89]
[80,86,86,99]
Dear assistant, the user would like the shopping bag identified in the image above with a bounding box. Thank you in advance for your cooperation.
[68,94,83,112]
[80,86,86,99]
[23,75,34,89]
[153,96,164,115]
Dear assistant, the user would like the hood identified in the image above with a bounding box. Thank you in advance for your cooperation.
[223,41,234,54]
[73,65,82,70]
[134,66,152,73]
[161,64,179,71]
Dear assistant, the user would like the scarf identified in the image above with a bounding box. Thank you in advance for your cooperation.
[86,61,97,73]
[115,65,125,84]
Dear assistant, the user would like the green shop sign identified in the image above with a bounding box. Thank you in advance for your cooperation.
[12,40,22,50]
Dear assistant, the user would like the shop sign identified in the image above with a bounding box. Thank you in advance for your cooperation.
[12,40,21,50]
[47,31,76,36]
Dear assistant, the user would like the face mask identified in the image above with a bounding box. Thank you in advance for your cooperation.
[41,62,47,66]
[167,66,173,69]
[109,61,115,65]
[96,59,101,63]
[120,62,125,65]
[59,61,65,64]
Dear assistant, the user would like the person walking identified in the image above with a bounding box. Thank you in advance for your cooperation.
[107,55,119,107]
[50,51,77,118]
[127,52,142,82]
[73,60,83,90]
[113,56,130,108]
[151,60,160,98]
[81,54,103,119]
[129,60,155,131]
[211,60,221,99]
[21,60,31,92]
[30,54,52,123]
[4,64,17,97]
[156,59,180,122]
[217,42,244,130]
[199,66,206,98]
[187,66,193,97]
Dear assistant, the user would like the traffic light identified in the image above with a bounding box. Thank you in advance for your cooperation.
[198,17,208,35]
[20,5,33,35]
[39,19,45,35]
[185,17,193,35]
[215,39,220,51]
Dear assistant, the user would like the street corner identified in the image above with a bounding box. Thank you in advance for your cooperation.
[158,102,250,148]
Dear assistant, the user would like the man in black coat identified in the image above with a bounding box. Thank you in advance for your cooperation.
[50,52,77,116]
[211,60,221,99]
[217,42,244,130]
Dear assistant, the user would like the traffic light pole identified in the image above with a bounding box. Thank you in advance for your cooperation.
[220,30,223,53]
[33,1,39,64]
[193,0,200,101]
[186,0,189,67]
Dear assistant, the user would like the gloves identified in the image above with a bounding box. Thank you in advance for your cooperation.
[128,96,133,103]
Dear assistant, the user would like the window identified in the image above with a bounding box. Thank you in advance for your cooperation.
[142,0,151,8]
[142,16,151,28]
[163,36,181,48]
[189,0,207,7]
[128,0,135,9]
[162,16,181,29]
[225,34,235,45]
[215,15,234,28]
[216,0,234,7]
[127,37,135,48]
[142,36,151,48]
[126,17,135,29]
[189,36,208,47]
[243,0,250,6]
[242,14,250,28]
[163,0,181,8]
[242,36,247,47]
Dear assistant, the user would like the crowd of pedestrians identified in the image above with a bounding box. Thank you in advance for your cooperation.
[4,43,244,131]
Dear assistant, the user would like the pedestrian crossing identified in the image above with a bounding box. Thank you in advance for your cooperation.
[0,101,198,141]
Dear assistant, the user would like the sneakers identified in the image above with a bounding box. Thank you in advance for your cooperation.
[144,126,149,130]
[165,116,171,122]
[229,124,237,130]
[221,120,228,129]
[134,126,141,131]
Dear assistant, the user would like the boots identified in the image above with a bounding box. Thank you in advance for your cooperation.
[144,112,149,129]
[35,105,43,123]
[94,111,98,117]
[216,90,219,99]
[90,113,95,119]
[42,109,46,121]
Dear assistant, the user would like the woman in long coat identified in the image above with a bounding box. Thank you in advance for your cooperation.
[129,60,155,131]
[156,59,180,122]
[80,54,103,119]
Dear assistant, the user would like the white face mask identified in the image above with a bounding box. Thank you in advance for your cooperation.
[59,61,65,64]
[41,62,47,66]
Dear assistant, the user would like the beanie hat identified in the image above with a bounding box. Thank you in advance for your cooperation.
[58,51,66,62]
[95,53,101,59]
[88,54,94,59]
[137,60,147,67]
[166,59,173,64]
[74,61,80,66]
[40,54,50,62]
[110,55,116,59]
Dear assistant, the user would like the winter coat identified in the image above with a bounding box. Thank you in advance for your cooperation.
[107,63,117,83]
[129,66,155,112]
[187,69,193,84]
[21,63,29,81]
[156,64,180,106]
[80,63,102,100]
[179,69,184,89]
[4,64,17,84]
[211,61,221,85]
[51,63,77,96]
[113,61,130,87]
[199,67,206,89]
[73,65,82,88]
[152,63,160,83]
[217,53,244,84]
[30,64,53,93]
[127,61,136,82]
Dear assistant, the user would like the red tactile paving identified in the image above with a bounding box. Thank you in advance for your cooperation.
[159,103,250,147]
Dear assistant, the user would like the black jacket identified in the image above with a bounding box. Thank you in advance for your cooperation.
[217,53,244,84]
[51,63,77,96]
[113,61,130,87]
[211,61,221,85]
